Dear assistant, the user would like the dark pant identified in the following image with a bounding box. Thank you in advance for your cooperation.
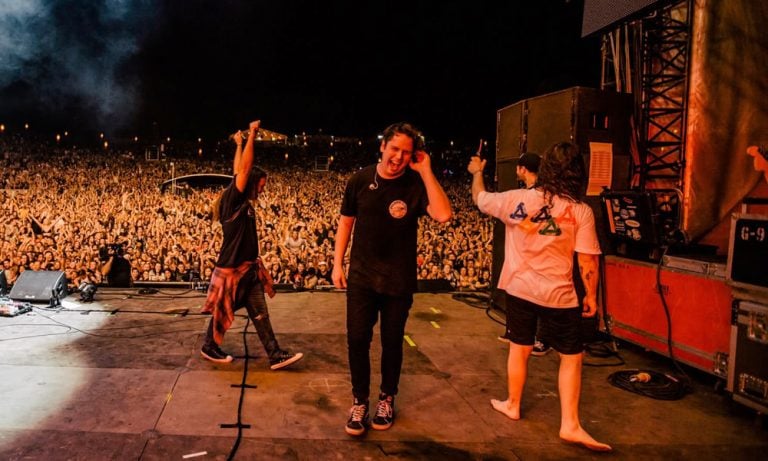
[346,283,413,401]
[204,269,281,359]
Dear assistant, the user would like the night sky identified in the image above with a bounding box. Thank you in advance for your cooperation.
[0,0,600,144]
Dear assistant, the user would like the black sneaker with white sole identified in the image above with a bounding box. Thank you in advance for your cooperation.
[371,393,394,430]
[345,398,369,436]
[200,343,234,363]
[269,350,304,370]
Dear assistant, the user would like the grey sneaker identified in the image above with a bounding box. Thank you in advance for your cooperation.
[345,399,369,436]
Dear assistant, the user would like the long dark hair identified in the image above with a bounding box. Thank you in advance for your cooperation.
[536,142,585,203]
[211,166,268,222]
[245,166,268,198]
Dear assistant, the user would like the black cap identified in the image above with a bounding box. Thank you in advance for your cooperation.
[517,152,541,173]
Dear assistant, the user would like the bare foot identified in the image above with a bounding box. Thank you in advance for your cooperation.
[560,426,612,452]
[490,399,520,420]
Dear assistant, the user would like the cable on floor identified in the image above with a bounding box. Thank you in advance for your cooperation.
[607,368,689,400]
[654,246,693,387]
[606,247,693,399]
[584,341,625,367]
[451,292,491,309]
[451,291,506,327]
[583,257,625,367]
[223,316,256,461]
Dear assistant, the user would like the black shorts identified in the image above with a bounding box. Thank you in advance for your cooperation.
[504,293,584,355]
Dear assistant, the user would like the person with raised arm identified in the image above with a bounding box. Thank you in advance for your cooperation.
[200,120,303,370]
[469,141,611,452]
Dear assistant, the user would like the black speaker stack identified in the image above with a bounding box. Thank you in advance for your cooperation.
[491,86,633,312]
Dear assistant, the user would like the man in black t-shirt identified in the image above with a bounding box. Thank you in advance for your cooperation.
[101,243,132,288]
[200,120,303,371]
[333,122,452,436]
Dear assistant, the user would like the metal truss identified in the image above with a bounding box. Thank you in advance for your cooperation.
[637,0,692,189]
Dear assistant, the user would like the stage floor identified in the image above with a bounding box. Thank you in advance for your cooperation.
[0,289,765,460]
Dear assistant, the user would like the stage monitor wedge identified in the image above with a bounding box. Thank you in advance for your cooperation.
[9,271,67,306]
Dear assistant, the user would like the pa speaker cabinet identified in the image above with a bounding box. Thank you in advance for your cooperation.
[496,86,632,188]
[9,270,67,305]
[496,87,633,250]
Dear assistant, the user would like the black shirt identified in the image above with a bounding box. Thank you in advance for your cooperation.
[216,179,259,268]
[341,165,427,296]
[107,256,132,288]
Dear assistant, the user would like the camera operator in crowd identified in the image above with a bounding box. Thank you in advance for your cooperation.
[100,242,132,287]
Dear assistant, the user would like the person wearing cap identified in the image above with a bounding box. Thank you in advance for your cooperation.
[501,152,552,356]
[199,120,304,371]
[469,141,610,452]
[316,260,332,286]
[516,152,541,189]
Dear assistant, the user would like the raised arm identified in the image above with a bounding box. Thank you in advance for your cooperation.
[234,120,261,193]
[410,150,452,222]
[468,155,487,205]
[232,131,244,174]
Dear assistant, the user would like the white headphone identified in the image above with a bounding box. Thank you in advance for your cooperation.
[369,169,379,190]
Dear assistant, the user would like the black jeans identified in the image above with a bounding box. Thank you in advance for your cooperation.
[346,282,413,401]
[204,269,281,359]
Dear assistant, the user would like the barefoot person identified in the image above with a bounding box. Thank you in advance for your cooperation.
[468,141,611,452]
[200,120,303,370]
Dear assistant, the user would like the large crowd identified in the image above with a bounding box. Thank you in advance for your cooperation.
[0,134,494,294]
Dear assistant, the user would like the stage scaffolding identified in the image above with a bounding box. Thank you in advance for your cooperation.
[600,0,692,190]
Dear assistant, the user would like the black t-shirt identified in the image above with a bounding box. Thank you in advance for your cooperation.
[341,165,428,296]
[216,179,259,268]
[107,256,132,288]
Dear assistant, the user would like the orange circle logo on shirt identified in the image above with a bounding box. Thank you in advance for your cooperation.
[389,200,407,219]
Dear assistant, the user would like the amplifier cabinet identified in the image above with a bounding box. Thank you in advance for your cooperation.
[728,300,768,413]
[603,256,732,375]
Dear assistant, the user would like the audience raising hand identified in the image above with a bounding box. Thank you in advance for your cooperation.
[0,134,493,293]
